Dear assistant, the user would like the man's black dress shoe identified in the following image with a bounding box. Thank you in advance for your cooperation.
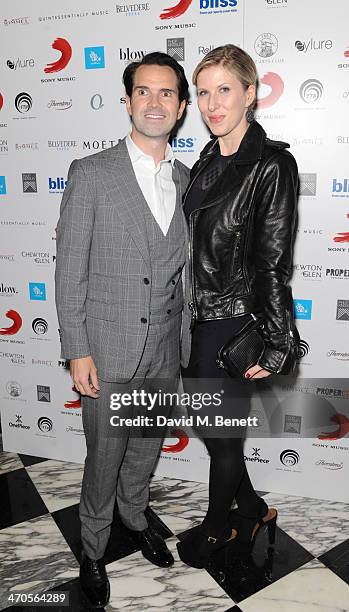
[138,527,174,567]
[79,551,110,608]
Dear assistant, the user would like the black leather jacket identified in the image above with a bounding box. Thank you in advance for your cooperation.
[185,120,300,374]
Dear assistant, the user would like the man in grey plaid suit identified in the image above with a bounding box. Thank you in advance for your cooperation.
[55,52,191,607]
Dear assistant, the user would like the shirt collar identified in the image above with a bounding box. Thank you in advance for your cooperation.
[126,133,175,167]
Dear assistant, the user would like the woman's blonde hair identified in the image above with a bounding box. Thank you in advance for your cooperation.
[192,44,257,110]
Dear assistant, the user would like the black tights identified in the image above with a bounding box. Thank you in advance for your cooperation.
[182,318,262,538]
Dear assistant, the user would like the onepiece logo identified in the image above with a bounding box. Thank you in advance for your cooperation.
[318,413,349,440]
[44,38,72,74]
[257,72,284,109]
[162,428,189,452]
[0,309,23,335]
[160,0,193,19]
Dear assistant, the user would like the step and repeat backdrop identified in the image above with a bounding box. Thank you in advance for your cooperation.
[1,0,348,501]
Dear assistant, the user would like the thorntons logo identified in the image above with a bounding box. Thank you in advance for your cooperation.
[327,349,349,361]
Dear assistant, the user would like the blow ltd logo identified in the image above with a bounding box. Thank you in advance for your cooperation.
[45,38,72,73]
[257,73,284,109]
[280,449,300,466]
[162,428,189,452]
[37,416,53,432]
[160,0,193,19]
[299,79,323,103]
[15,92,32,113]
[0,310,22,335]
[32,317,48,335]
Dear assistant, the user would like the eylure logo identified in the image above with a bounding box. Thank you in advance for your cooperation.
[299,79,323,104]
[29,282,46,301]
[0,310,23,335]
[295,38,332,53]
[48,177,67,194]
[15,92,32,113]
[0,176,7,195]
[85,46,105,69]
[90,94,104,110]
[255,33,278,58]
[299,173,317,196]
[0,283,18,297]
[332,179,349,197]
[7,58,34,70]
[294,299,312,320]
[45,38,72,73]
[170,136,195,152]
[199,0,238,14]
[160,0,193,19]
[32,317,48,335]
[257,72,284,109]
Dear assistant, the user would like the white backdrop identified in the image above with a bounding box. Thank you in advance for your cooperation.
[1,0,348,502]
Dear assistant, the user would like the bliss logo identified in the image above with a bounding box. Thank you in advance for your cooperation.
[0,176,6,195]
[48,177,67,193]
[45,38,72,73]
[200,0,238,13]
[332,179,349,197]
[29,283,46,301]
[171,136,195,152]
[294,299,312,320]
[257,72,284,109]
[85,46,105,69]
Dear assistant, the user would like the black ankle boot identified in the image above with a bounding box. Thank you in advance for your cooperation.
[79,551,110,608]
[176,524,236,569]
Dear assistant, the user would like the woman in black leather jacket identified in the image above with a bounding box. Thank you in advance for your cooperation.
[177,45,299,568]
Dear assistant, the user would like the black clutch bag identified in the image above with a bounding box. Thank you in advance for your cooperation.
[216,316,265,378]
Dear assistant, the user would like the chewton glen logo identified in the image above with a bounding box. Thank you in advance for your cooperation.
[257,73,284,109]
[0,310,23,335]
[44,38,72,73]
[160,0,193,19]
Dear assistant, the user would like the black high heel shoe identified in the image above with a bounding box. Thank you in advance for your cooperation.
[176,524,237,569]
[229,500,278,554]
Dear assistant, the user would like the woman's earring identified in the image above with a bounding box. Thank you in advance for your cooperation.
[246,109,254,123]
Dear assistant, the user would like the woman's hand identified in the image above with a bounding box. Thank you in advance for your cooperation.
[244,364,272,380]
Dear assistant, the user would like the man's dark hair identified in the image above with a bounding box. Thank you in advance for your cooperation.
[123,52,189,104]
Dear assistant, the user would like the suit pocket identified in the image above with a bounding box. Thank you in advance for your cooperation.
[86,298,119,321]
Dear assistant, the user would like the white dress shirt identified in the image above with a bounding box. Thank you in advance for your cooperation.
[126,134,176,236]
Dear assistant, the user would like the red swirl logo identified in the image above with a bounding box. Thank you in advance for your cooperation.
[44,38,72,74]
[160,0,193,19]
[333,213,349,243]
[318,413,349,440]
[64,386,81,409]
[257,72,284,109]
[0,309,23,335]
[0,93,3,111]
[162,428,189,453]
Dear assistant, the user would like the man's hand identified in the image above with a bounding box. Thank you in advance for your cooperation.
[70,356,100,398]
[244,364,272,380]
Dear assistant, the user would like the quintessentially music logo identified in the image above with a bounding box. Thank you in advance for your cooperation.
[257,72,284,109]
[0,310,23,335]
[15,92,32,113]
[44,38,72,73]
[299,79,323,104]
[255,33,278,58]
[162,428,189,452]
[160,0,193,19]
[280,449,300,466]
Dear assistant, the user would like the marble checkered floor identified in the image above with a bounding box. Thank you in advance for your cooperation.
[0,440,349,611]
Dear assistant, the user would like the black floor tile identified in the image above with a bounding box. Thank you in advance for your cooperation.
[207,527,314,603]
[18,453,50,467]
[52,503,173,565]
[319,538,349,585]
[224,607,244,612]
[0,468,49,529]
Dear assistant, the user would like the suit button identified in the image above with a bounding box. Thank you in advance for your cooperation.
[177,267,182,273]
[172,280,176,285]
[171,295,175,300]
[167,310,171,315]
[141,317,147,324]
[143,278,150,285]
